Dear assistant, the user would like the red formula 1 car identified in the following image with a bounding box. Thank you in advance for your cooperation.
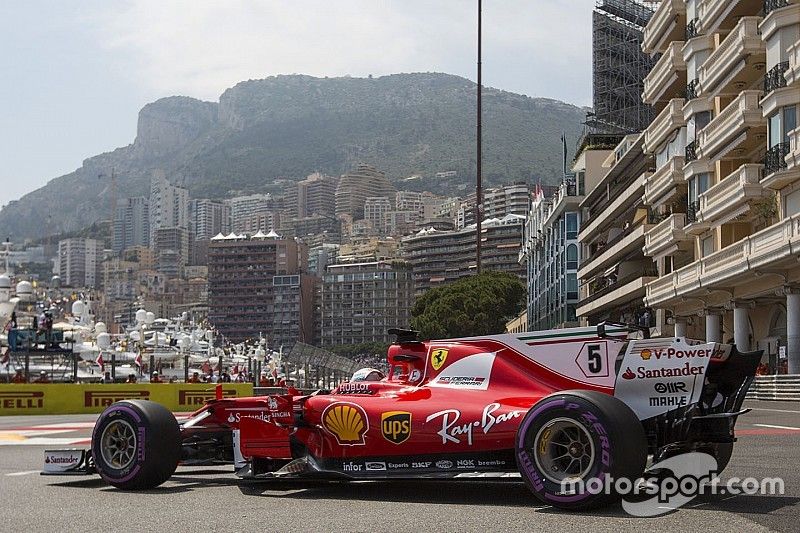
[43,324,761,509]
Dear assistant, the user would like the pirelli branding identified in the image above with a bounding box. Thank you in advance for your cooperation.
[84,390,150,408]
[0,391,44,409]
[178,389,237,406]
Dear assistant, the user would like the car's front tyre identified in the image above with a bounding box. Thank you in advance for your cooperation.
[91,400,180,490]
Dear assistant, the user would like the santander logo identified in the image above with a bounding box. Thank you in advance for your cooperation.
[622,368,636,380]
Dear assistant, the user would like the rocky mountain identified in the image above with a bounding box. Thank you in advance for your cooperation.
[0,73,586,239]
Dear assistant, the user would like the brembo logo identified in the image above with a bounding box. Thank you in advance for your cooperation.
[84,390,149,408]
[0,391,44,409]
[178,389,236,406]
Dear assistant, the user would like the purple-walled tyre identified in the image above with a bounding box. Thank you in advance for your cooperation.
[515,390,647,510]
[91,400,181,490]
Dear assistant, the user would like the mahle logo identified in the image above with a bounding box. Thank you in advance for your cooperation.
[381,411,411,444]
[431,348,448,370]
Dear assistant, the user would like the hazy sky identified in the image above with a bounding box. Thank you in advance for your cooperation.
[0,0,594,207]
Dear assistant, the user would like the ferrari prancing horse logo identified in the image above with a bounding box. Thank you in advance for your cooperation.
[431,348,448,371]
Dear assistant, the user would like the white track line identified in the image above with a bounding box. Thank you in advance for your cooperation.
[5,470,41,477]
[0,437,90,446]
[753,424,800,431]
[746,407,800,414]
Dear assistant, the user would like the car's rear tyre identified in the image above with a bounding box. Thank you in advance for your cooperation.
[91,400,180,489]
[515,390,647,510]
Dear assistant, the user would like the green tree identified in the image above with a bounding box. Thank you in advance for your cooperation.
[411,271,526,340]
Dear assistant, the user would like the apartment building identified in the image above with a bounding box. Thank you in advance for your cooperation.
[363,197,392,234]
[225,193,274,233]
[335,164,396,221]
[149,173,189,244]
[520,181,584,331]
[403,214,525,297]
[153,227,189,278]
[207,234,312,346]
[641,0,800,372]
[113,197,149,253]
[319,261,414,347]
[577,134,657,326]
[190,199,230,241]
[58,238,100,287]
[456,183,532,229]
[297,172,338,218]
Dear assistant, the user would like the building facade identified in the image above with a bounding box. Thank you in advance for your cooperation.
[207,235,312,347]
[113,197,149,253]
[225,193,274,233]
[191,199,230,241]
[297,172,338,218]
[403,214,526,297]
[640,0,800,372]
[577,134,657,326]
[319,261,414,347]
[363,196,392,234]
[58,238,100,287]
[149,173,189,244]
[335,164,396,221]
[521,181,583,331]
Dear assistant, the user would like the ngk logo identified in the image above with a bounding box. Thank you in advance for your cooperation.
[0,391,44,409]
[178,389,236,406]
[84,390,149,408]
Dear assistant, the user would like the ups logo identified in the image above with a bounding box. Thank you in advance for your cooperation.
[381,411,411,444]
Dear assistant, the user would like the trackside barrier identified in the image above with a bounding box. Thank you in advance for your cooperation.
[746,375,800,401]
[0,384,254,416]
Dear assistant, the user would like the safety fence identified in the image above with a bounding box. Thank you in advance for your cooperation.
[746,375,800,402]
[0,383,253,415]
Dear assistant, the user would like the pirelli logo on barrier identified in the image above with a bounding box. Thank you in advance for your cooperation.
[0,384,254,416]
[178,389,237,406]
[84,390,150,408]
[0,391,45,409]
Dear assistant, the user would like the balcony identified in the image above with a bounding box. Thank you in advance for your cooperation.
[763,137,800,189]
[579,173,648,243]
[697,90,765,160]
[696,164,766,225]
[578,223,652,280]
[643,42,687,106]
[764,61,790,93]
[698,17,766,98]
[648,212,800,306]
[645,156,686,208]
[685,78,700,100]
[685,140,698,162]
[764,0,792,16]
[577,273,658,319]
[644,214,692,258]
[789,127,800,171]
[699,0,764,34]
[686,18,701,40]
[643,0,687,54]
[643,99,686,154]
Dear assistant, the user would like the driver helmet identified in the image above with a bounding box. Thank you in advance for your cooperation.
[350,368,385,382]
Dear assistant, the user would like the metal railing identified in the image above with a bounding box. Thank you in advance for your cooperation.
[764,0,790,17]
[685,78,700,100]
[685,140,698,162]
[764,61,789,93]
[764,142,790,175]
[687,199,701,223]
[686,18,700,40]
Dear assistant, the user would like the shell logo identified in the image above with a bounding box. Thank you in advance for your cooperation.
[322,402,369,445]
[640,349,652,361]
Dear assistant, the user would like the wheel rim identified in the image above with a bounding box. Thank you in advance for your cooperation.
[99,419,137,470]
[532,417,596,484]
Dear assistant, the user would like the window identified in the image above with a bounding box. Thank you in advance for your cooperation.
[567,274,578,301]
[566,244,578,270]
[566,213,578,240]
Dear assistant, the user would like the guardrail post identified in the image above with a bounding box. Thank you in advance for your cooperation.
[184,354,189,382]
[111,352,116,381]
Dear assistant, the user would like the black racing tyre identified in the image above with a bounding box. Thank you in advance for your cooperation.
[515,390,648,510]
[91,400,181,490]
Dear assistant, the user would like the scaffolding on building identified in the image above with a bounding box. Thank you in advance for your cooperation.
[591,0,659,135]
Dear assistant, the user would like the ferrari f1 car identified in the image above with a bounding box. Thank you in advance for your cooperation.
[43,324,761,509]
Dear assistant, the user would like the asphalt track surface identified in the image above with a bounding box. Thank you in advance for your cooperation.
[0,400,798,533]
